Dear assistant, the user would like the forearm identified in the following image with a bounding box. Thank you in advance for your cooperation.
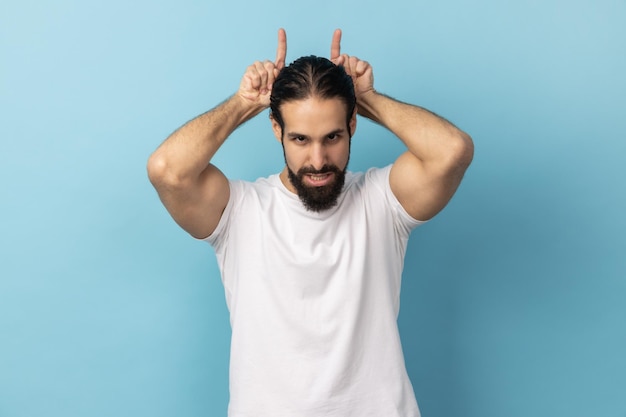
[358,91,472,165]
[149,94,264,184]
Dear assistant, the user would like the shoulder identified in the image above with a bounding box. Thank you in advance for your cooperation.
[337,166,393,213]
[344,165,389,183]
[202,173,283,245]
[344,165,392,196]
[348,165,425,230]
[229,173,282,200]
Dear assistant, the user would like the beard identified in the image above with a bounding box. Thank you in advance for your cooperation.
[287,163,347,212]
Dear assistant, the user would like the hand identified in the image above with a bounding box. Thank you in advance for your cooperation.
[329,29,375,100]
[237,28,287,107]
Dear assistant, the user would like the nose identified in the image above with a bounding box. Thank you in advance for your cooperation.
[309,142,328,171]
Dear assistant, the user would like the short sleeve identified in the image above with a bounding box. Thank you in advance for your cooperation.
[200,180,244,252]
[365,165,426,236]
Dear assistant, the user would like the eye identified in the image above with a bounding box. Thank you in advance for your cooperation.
[293,136,308,144]
[327,133,339,141]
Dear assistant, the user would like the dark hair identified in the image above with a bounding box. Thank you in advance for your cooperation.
[270,55,356,136]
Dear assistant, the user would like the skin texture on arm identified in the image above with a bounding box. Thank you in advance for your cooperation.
[330,30,474,221]
[147,29,287,239]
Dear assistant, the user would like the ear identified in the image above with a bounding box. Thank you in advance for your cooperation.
[349,108,357,137]
[270,113,283,142]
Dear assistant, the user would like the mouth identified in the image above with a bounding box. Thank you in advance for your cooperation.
[304,172,335,187]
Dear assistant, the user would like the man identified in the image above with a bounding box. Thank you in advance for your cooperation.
[148,28,473,417]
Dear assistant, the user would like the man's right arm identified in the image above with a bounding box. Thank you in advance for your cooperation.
[147,96,263,239]
[147,29,287,239]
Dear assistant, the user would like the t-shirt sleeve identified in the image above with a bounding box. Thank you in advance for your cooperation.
[200,180,243,252]
[365,165,426,236]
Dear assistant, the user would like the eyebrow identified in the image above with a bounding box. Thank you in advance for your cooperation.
[286,128,346,139]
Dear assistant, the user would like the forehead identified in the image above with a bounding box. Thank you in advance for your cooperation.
[279,97,349,132]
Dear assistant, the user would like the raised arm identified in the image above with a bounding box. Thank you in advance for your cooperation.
[147,29,287,238]
[330,30,473,221]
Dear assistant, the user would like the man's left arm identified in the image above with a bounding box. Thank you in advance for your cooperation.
[358,91,474,221]
[330,34,473,221]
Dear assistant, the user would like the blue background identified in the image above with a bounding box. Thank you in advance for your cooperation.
[1,0,625,416]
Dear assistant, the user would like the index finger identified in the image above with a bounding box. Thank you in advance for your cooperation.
[330,29,342,60]
[274,28,287,70]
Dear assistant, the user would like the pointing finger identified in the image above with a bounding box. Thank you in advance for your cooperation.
[330,28,341,60]
[275,28,287,70]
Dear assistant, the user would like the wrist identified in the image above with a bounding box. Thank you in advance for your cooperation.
[231,93,269,123]
[356,89,382,121]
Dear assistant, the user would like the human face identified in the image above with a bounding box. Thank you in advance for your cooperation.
[272,96,356,211]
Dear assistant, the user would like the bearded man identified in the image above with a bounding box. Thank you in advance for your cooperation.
[148,28,473,417]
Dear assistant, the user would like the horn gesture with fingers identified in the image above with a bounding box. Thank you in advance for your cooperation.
[329,29,375,101]
[238,28,288,107]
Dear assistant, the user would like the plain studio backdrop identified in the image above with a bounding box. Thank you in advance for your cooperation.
[1,0,624,416]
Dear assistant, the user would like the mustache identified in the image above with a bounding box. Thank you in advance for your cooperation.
[297,164,342,176]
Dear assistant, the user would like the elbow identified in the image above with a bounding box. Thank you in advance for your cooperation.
[445,129,474,172]
[458,130,474,168]
[147,152,166,186]
[147,152,184,190]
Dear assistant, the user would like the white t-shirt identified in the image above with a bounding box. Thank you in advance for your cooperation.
[205,165,424,417]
